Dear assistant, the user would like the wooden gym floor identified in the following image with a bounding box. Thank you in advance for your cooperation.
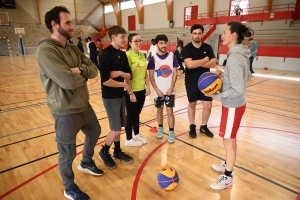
[0,55,299,200]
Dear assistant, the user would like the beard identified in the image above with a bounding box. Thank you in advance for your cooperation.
[158,46,166,53]
[192,38,201,43]
[58,26,72,40]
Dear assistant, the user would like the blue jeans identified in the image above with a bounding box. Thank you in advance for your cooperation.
[249,56,255,73]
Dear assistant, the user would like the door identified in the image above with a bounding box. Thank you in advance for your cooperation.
[128,15,136,31]
[184,5,198,20]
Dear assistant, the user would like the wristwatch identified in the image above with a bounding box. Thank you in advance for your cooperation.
[79,66,84,75]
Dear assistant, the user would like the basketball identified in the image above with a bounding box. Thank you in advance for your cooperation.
[198,72,222,95]
[157,167,179,190]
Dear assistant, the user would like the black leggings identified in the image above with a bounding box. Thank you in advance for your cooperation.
[125,89,146,140]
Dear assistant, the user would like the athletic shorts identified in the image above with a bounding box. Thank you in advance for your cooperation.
[154,95,175,108]
[102,96,126,131]
[219,104,246,139]
[185,84,212,102]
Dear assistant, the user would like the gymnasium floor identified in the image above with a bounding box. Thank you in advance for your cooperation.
[0,55,299,200]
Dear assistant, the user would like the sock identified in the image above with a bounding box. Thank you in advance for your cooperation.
[114,141,121,153]
[169,128,174,132]
[103,143,110,153]
[201,124,207,127]
[225,169,233,177]
[159,124,163,128]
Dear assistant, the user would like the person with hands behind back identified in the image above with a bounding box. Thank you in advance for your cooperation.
[147,34,178,144]
[182,24,216,139]
[98,25,136,170]
[124,33,151,147]
[206,21,252,190]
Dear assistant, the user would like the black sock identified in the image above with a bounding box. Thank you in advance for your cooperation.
[225,169,232,177]
[114,141,121,153]
[159,124,163,127]
[169,128,174,132]
[102,143,110,153]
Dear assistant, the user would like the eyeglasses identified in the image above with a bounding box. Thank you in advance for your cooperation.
[133,40,143,44]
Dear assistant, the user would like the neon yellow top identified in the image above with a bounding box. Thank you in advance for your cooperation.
[126,49,147,91]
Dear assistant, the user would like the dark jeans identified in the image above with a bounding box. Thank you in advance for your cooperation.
[249,56,255,73]
[52,103,101,189]
[125,89,146,140]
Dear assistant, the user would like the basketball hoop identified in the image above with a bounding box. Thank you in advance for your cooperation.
[14,28,26,56]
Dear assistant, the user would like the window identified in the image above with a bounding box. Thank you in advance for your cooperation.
[143,0,164,6]
[104,5,114,13]
[121,1,136,10]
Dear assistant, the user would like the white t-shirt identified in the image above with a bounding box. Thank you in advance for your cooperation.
[148,45,157,58]
[86,42,90,55]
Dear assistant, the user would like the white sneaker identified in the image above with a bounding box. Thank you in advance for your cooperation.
[212,161,226,173]
[210,174,233,190]
[125,138,143,146]
[134,134,147,144]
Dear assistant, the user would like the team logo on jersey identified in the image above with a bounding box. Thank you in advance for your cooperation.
[155,65,172,78]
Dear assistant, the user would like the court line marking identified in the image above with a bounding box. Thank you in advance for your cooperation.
[1,106,299,198]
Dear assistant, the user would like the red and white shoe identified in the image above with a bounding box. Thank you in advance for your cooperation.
[210,174,233,190]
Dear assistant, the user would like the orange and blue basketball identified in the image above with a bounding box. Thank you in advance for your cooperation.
[198,72,222,95]
[157,167,179,190]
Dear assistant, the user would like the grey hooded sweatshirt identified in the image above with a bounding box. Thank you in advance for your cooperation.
[214,44,251,107]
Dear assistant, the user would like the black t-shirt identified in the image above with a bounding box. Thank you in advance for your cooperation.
[98,45,132,99]
[182,42,215,85]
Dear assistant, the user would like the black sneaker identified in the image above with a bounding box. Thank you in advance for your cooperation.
[64,184,90,200]
[189,124,197,138]
[77,160,104,176]
[99,150,116,169]
[113,151,134,163]
[200,125,214,138]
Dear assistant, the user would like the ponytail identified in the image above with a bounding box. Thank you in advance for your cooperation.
[228,21,254,44]
[127,33,138,51]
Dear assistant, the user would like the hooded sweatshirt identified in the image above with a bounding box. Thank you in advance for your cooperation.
[214,44,251,107]
[36,38,98,115]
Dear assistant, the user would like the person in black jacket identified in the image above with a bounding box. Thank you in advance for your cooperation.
[76,37,84,53]
[87,36,99,67]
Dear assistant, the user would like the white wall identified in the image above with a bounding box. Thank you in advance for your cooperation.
[105,12,117,26]
[273,0,296,5]
[173,0,206,28]
[15,0,38,22]
[121,7,140,31]
[76,0,103,26]
[249,0,266,8]
[144,2,168,29]
[219,54,300,72]
[13,0,104,26]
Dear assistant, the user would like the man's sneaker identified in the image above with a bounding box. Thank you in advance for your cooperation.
[210,174,233,190]
[64,184,89,200]
[113,151,134,163]
[168,131,175,143]
[189,124,197,138]
[157,127,164,139]
[200,125,214,138]
[125,138,143,146]
[134,134,147,144]
[77,160,104,176]
[99,149,116,169]
[212,161,226,173]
